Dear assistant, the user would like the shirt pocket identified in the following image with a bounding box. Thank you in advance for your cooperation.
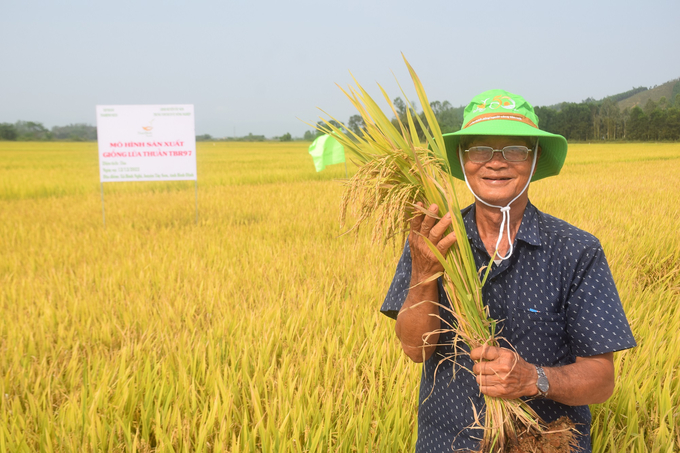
[518,309,565,323]
[511,308,570,365]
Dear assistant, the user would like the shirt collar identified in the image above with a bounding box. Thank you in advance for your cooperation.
[516,201,541,247]
[462,200,542,254]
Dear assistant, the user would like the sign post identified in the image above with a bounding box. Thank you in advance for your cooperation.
[96,104,198,225]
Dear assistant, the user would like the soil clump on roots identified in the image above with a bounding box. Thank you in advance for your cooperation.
[504,416,578,453]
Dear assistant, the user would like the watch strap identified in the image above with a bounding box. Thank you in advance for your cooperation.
[534,365,549,398]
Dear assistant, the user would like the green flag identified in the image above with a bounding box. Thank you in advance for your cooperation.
[308,134,345,172]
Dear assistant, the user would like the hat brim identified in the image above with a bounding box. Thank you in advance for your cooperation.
[443,120,568,182]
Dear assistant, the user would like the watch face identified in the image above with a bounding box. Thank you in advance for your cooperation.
[536,366,549,395]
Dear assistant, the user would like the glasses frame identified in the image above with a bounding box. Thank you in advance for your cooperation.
[463,145,533,163]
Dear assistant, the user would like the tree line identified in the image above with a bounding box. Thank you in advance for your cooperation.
[0,121,97,141]
[0,123,277,143]
[3,85,679,143]
[314,80,680,143]
[535,92,680,141]
[307,97,465,142]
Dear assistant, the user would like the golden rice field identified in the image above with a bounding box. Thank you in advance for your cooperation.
[0,141,679,452]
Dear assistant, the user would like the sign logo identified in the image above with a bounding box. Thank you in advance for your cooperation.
[138,119,154,137]
[473,95,516,113]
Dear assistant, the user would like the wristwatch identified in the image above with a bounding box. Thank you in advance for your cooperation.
[534,365,549,398]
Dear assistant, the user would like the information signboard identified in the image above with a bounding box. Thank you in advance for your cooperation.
[96,105,197,182]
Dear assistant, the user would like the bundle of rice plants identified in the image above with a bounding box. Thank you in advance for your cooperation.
[316,56,573,452]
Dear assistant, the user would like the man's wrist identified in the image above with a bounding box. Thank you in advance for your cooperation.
[534,365,550,398]
[409,273,439,289]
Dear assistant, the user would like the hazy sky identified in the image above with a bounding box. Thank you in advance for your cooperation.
[2,0,679,138]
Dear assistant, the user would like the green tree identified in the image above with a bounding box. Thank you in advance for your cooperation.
[430,101,463,134]
[0,123,18,140]
[649,109,667,140]
[627,106,647,140]
[390,97,428,139]
[621,108,631,140]
[303,130,315,141]
[671,81,680,106]
[534,106,559,134]
[52,123,96,141]
[590,104,602,141]
[658,97,668,110]
[600,98,620,140]
[558,103,592,141]
[243,133,265,142]
[392,97,408,120]
[664,108,680,140]
[643,99,657,116]
[347,114,366,138]
[315,120,344,137]
[280,132,292,142]
[15,121,51,140]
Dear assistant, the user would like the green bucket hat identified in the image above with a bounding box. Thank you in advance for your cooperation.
[443,89,567,182]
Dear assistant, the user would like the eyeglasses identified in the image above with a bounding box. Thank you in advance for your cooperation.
[464,145,532,163]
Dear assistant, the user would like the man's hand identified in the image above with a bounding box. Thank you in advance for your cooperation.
[470,345,537,400]
[395,202,457,363]
[408,202,457,285]
[471,345,616,406]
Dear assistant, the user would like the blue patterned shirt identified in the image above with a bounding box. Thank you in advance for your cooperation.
[381,201,636,452]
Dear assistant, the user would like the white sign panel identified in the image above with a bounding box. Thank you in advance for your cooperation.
[96,105,197,182]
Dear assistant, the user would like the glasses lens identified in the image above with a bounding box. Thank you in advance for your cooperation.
[467,146,493,162]
[502,146,530,162]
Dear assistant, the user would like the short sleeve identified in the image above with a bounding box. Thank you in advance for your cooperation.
[380,240,412,320]
[565,243,637,356]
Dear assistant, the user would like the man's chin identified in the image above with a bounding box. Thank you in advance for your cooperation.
[476,188,512,203]
[474,191,527,208]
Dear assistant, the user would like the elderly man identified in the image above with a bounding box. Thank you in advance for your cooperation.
[381,89,636,452]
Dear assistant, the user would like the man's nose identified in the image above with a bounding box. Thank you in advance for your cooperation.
[486,150,508,166]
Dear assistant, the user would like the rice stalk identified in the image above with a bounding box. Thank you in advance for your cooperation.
[317,55,546,452]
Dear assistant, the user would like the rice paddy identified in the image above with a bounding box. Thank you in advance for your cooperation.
[0,141,678,452]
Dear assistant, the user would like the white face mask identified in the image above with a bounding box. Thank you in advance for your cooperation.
[458,140,539,262]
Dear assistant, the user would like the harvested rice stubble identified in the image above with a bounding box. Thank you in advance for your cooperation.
[505,416,578,453]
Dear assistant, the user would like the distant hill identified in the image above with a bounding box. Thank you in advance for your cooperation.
[531,76,680,142]
[616,79,680,110]
[538,79,680,111]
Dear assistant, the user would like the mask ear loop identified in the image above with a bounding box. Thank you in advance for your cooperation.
[458,140,539,261]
